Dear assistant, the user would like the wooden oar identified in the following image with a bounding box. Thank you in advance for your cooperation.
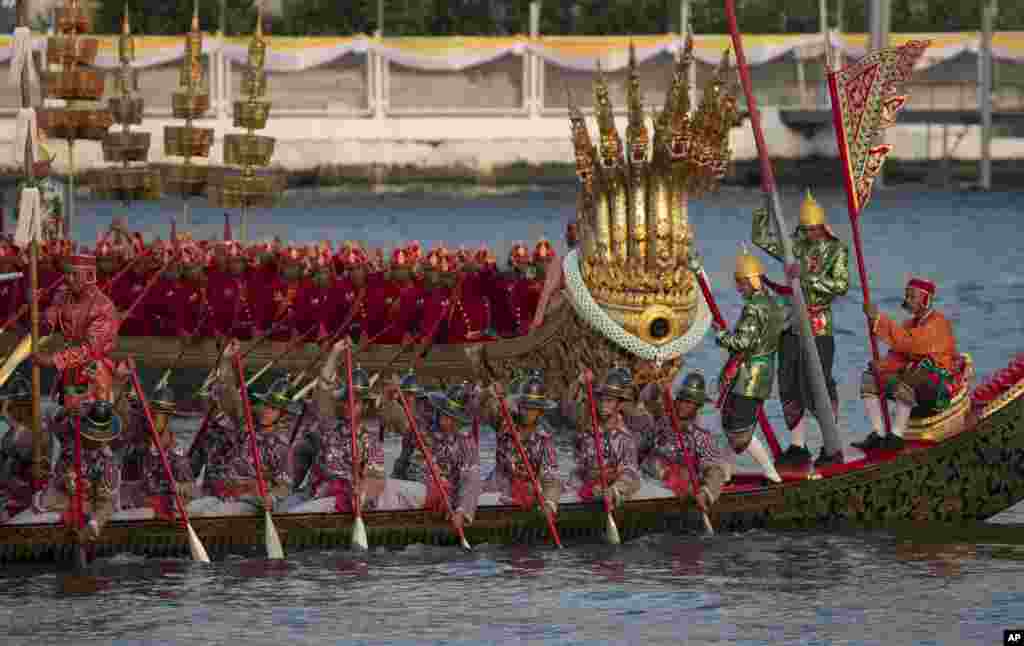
[661,384,714,536]
[396,391,472,551]
[494,390,562,549]
[196,319,299,396]
[155,308,213,392]
[343,344,369,551]
[584,377,621,545]
[232,354,285,560]
[128,370,211,562]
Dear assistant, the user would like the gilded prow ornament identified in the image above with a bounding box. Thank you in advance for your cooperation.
[563,33,737,378]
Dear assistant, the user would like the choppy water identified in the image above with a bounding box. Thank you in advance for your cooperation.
[2,184,1024,645]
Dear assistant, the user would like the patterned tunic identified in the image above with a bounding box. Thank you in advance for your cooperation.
[380,396,434,482]
[258,429,294,496]
[638,417,729,481]
[51,414,119,501]
[195,413,257,498]
[483,416,561,509]
[302,412,385,512]
[561,396,641,501]
[140,445,192,518]
[43,284,118,399]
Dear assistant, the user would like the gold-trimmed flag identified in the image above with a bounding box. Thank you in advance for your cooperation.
[827,40,930,216]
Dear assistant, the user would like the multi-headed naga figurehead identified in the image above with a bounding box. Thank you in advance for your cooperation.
[594,63,624,170]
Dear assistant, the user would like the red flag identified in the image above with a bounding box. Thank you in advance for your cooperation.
[827,40,930,216]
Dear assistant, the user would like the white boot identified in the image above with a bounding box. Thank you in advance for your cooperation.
[891,401,912,438]
[863,396,884,434]
[747,436,782,483]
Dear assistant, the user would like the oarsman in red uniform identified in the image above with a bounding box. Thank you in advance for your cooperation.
[269,247,306,343]
[426,247,491,344]
[473,245,499,337]
[177,240,210,339]
[372,247,425,345]
[492,243,533,338]
[142,240,184,337]
[207,241,260,340]
[110,236,153,337]
[418,246,455,345]
[37,240,64,317]
[331,244,377,344]
[295,244,336,340]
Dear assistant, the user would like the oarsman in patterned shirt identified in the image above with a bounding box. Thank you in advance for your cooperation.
[638,373,734,512]
[560,367,642,507]
[136,386,194,520]
[289,338,388,514]
[250,376,301,511]
[187,339,265,516]
[379,370,435,482]
[477,373,562,514]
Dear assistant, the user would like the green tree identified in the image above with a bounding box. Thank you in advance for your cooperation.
[94,0,257,35]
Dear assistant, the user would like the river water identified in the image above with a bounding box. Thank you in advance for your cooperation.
[1,184,1023,645]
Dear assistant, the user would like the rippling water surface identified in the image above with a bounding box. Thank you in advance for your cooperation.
[2,184,1023,645]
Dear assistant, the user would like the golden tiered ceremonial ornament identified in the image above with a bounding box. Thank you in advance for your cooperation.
[560,37,740,386]
[37,0,114,238]
[92,10,161,204]
[206,8,285,242]
[156,2,215,229]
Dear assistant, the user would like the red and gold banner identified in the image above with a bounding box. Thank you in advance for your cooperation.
[827,40,930,215]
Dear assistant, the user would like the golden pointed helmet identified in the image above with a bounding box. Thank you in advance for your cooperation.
[734,245,764,284]
[799,188,826,227]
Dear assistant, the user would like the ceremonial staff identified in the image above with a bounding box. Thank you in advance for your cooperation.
[129,369,210,562]
[493,390,562,549]
[10,0,48,537]
[583,376,621,545]
[661,384,714,535]
[823,36,931,439]
[724,0,843,460]
[396,391,472,551]
[233,353,285,560]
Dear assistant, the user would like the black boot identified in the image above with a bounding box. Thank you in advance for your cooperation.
[880,433,905,451]
[851,431,884,451]
[814,448,844,468]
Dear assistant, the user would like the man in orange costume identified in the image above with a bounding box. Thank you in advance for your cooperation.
[854,277,958,451]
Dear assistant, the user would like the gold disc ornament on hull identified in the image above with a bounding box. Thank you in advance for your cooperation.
[563,36,741,371]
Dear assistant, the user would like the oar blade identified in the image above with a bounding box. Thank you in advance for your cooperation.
[702,512,715,536]
[187,522,212,563]
[606,513,621,546]
[264,510,285,560]
[351,515,369,551]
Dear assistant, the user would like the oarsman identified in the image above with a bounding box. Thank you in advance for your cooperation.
[187,339,264,516]
[268,247,306,343]
[135,386,194,520]
[294,244,336,340]
[418,382,482,532]
[714,247,787,484]
[560,367,642,506]
[854,277,961,451]
[419,247,489,346]
[176,240,209,339]
[637,373,734,512]
[109,237,150,337]
[477,373,562,514]
[288,339,397,513]
[143,242,188,337]
[380,370,436,482]
[0,373,45,522]
[0,241,25,329]
[373,247,425,345]
[329,244,376,343]
[490,243,531,338]
[752,190,850,467]
[206,241,259,340]
[249,376,301,511]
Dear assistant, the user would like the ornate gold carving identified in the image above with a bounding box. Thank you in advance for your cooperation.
[569,34,737,342]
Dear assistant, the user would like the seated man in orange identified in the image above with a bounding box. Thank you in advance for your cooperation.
[854,277,958,451]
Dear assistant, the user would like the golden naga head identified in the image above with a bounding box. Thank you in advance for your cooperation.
[567,90,595,194]
[799,188,826,227]
[625,41,649,165]
[593,63,624,170]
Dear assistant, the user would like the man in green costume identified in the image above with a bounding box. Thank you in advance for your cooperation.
[752,190,850,467]
[713,246,788,484]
